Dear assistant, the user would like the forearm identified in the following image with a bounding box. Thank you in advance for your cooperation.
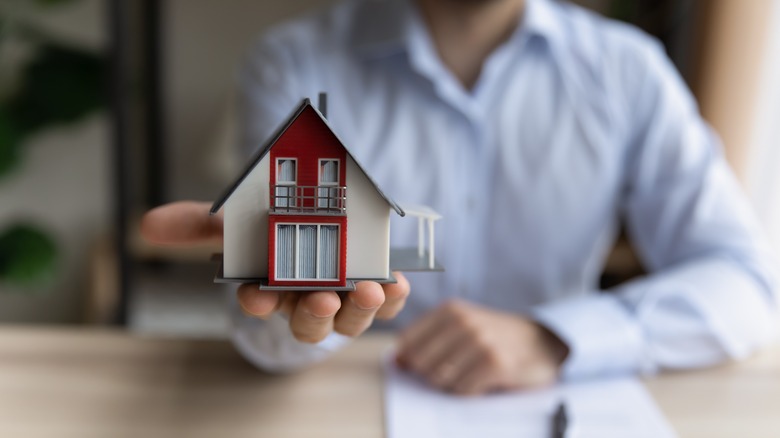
[534,255,778,380]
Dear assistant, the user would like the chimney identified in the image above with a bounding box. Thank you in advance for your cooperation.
[318,92,328,119]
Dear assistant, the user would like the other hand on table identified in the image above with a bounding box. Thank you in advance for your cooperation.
[396,299,569,395]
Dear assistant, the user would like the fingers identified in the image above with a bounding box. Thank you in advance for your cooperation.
[334,281,385,337]
[141,201,223,245]
[395,300,502,395]
[397,303,451,360]
[330,272,409,337]
[277,292,300,317]
[397,310,444,368]
[432,345,484,392]
[452,358,493,395]
[237,284,280,318]
[398,311,484,392]
[289,291,342,343]
[239,273,409,341]
[375,272,410,320]
[402,322,464,377]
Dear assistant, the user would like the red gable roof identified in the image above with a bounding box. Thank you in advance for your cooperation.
[210,98,404,216]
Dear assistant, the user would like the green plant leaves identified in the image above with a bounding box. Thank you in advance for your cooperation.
[0,224,58,285]
[0,108,21,177]
[0,3,101,290]
[4,44,105,138]
[0,44,105,180]
[34,0,78,7]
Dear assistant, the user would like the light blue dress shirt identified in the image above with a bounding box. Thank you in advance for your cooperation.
[229,0,779,380]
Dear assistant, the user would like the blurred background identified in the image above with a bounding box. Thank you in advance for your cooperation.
[1,0,779,338]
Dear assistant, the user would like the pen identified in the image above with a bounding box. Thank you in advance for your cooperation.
[551,401,568,438]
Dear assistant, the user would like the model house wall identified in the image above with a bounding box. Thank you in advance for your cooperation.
[223,158,270,279]
[219,104,393,282]
[345,156,391,279]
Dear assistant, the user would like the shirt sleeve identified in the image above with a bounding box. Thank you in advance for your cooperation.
[533,38,779,380]
[228,36,352,372]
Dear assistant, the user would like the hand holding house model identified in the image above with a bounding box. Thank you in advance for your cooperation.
[211,95,443,291]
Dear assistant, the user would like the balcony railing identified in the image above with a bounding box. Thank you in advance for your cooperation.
[271,185,347,215]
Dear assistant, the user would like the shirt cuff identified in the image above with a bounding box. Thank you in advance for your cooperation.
[228,292,353,373]
[531,294,647,380]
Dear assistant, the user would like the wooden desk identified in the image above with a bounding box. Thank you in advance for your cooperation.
[0,327,777,438]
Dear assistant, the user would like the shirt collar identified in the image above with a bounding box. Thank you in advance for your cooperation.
[350,0,565,58]
[521,0,566,46]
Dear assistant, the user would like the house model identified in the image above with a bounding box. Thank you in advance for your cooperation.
[211,95,442,291]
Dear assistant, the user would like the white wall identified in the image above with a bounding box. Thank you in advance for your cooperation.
[0,0,334,322]
[0,0,108,323]
[165,0,339,200]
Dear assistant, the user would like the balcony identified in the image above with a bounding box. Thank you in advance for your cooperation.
[271,185,347,215]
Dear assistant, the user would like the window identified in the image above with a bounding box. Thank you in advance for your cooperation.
[298,225,317,279]
[275,159,297,208]
[318,159,339,209]
[276,225,295,279]
[276,224,339,280]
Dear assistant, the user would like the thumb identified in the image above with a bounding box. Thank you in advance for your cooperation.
[141,201,223,245]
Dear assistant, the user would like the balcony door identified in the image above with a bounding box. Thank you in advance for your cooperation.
[276,224,339,280]
[275,158,297,208]
[318,159,339,209]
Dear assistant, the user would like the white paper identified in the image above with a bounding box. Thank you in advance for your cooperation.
[384,358,677,438]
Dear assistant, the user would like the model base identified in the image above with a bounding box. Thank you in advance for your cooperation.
[389,248,445,272]
[212,254,399,291]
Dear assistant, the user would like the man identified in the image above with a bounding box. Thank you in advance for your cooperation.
[142,0,778,395]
